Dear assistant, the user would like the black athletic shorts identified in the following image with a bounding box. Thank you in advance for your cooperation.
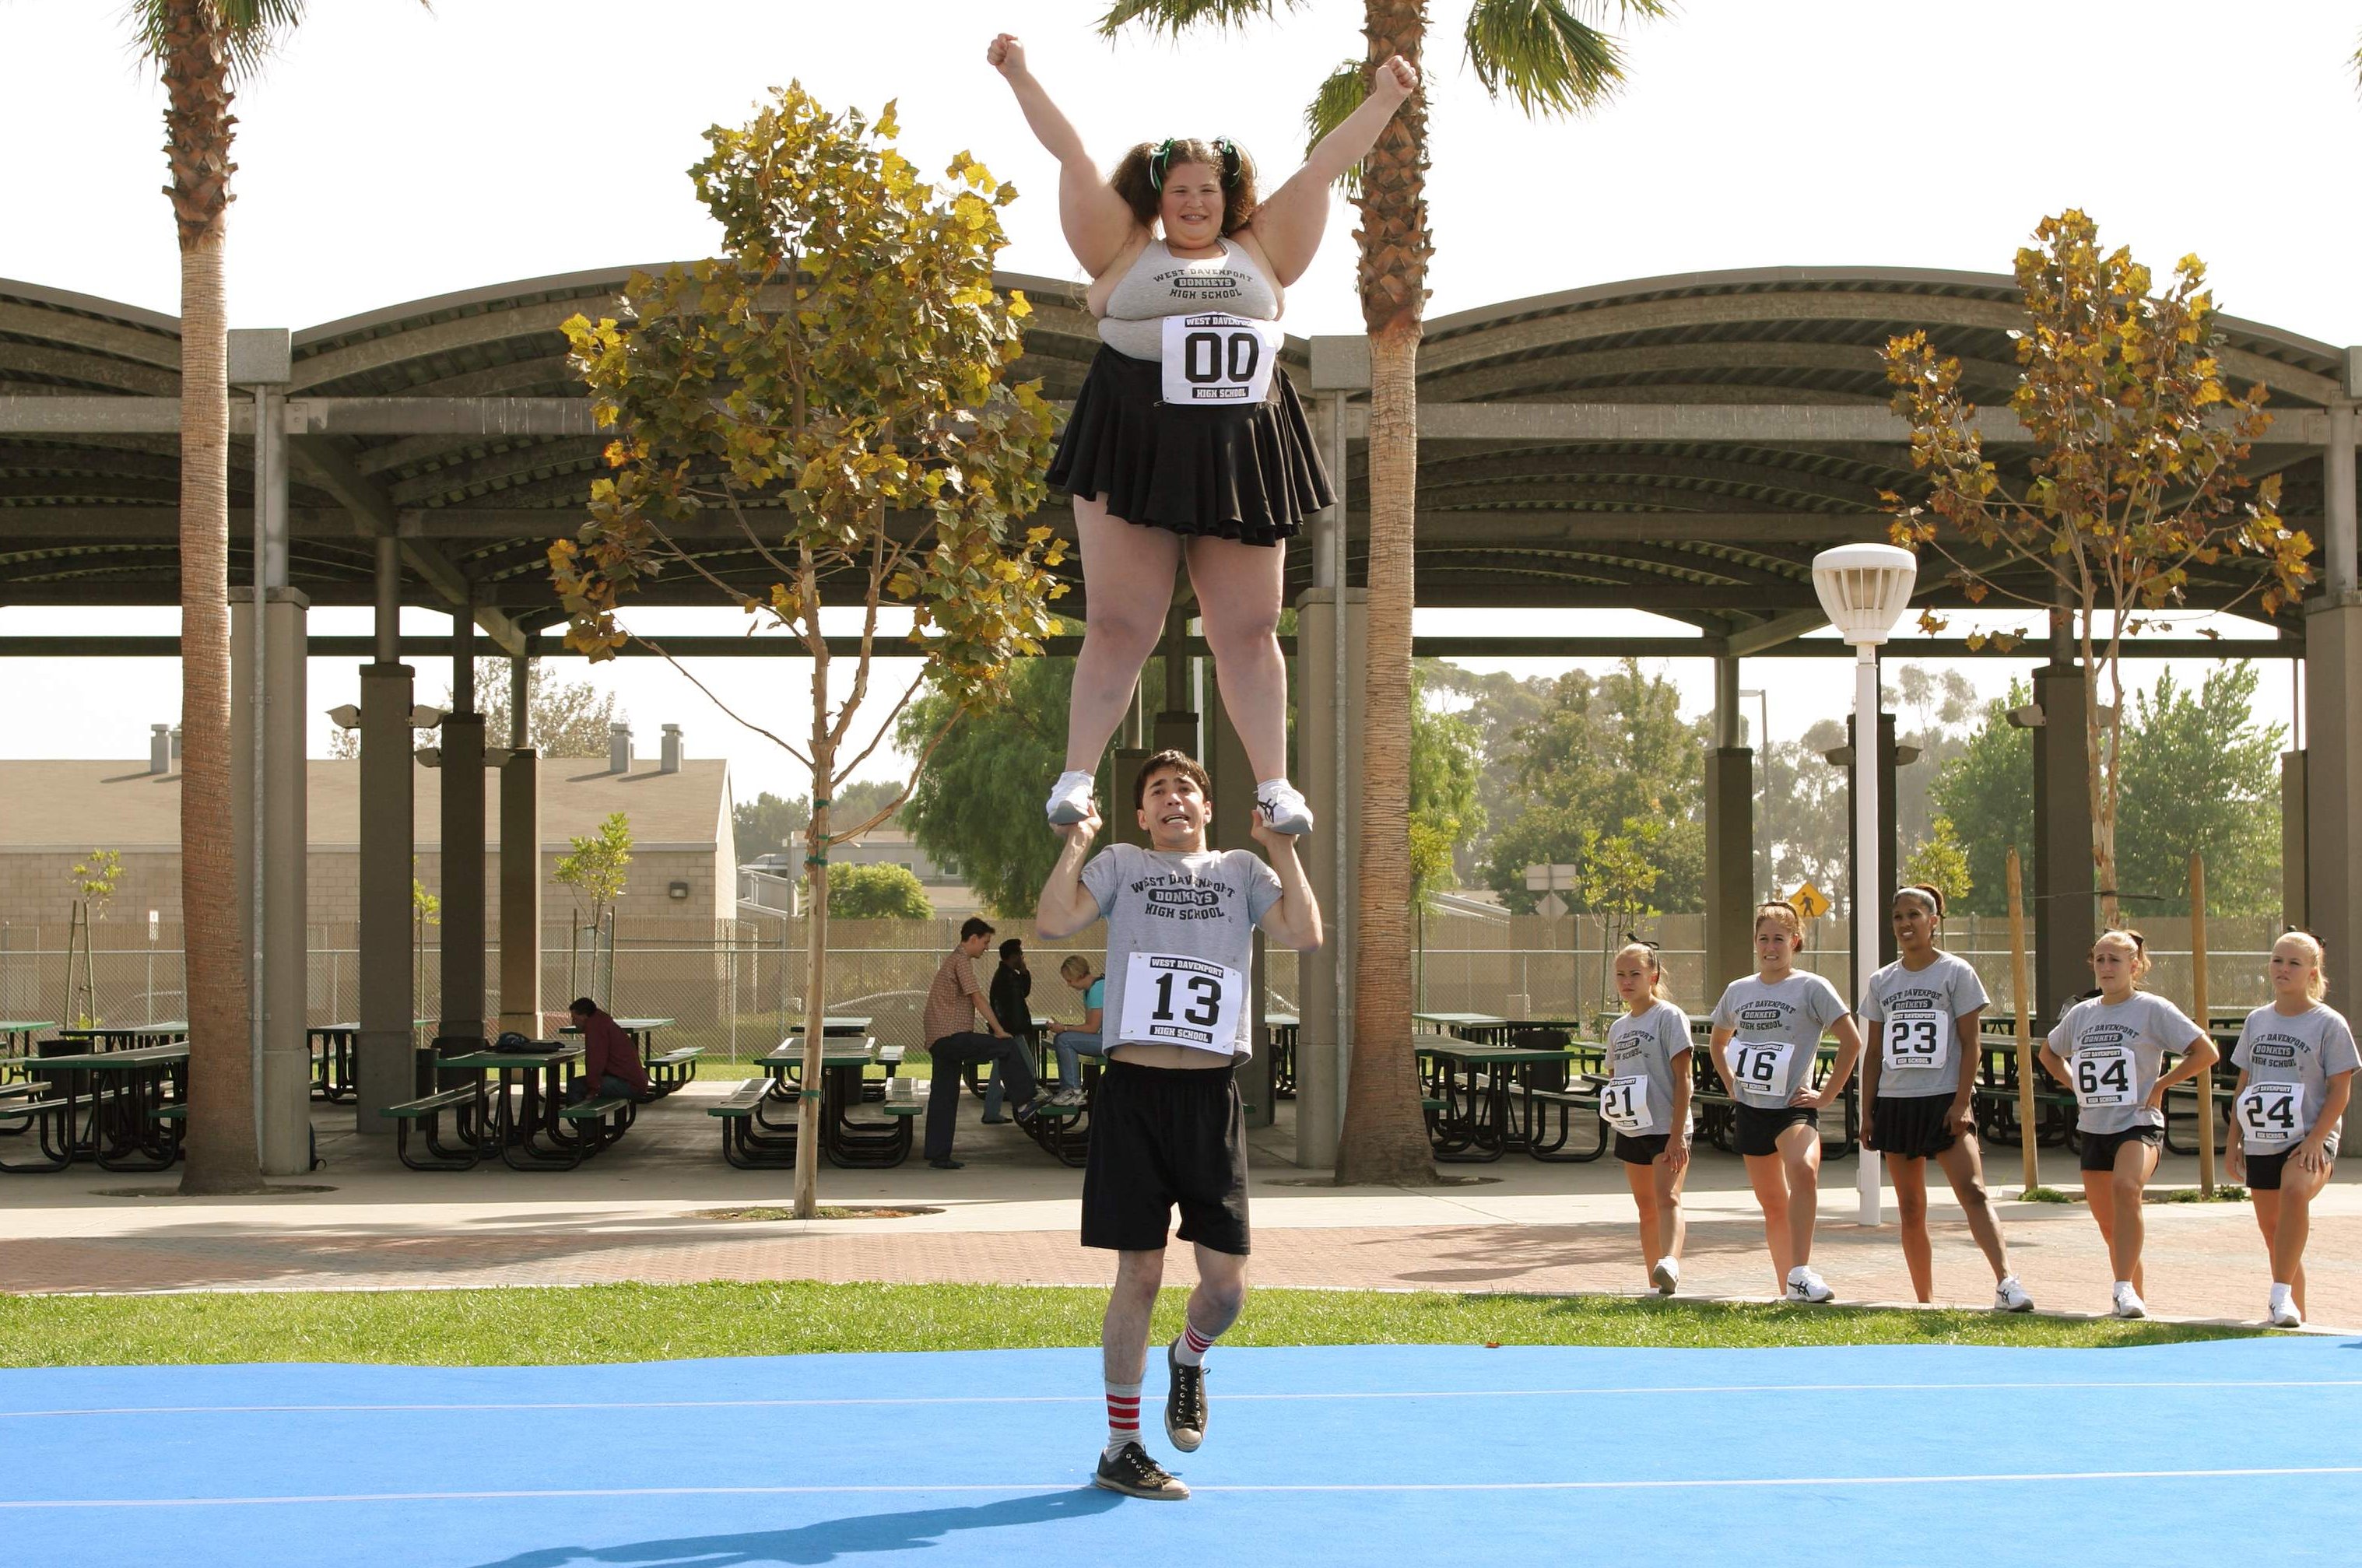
[2243,1138,2339,1190]
[1614,1131,1672,1166]
[1082,1059,1250,1255]
[1868,1093,1960,1160]
[2078,1124,2164,1173]
[1734,1103,1817,1158]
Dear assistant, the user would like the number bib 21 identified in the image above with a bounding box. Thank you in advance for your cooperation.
[1882,1008,1949,1074]
[1599,1074,1655,1135]
[1730,1040,1795,1102]
[1120,952,1246,1055]
[2236,1082,2302,1145]
[1160,313,1283,405]
[2073,1044,2136,1109]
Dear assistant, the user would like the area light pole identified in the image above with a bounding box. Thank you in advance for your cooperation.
[1811,543,1919,1227]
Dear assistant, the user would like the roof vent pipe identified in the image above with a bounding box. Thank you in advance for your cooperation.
[609,722,633,775]
[149,724,172,776]
[660,724,682,774]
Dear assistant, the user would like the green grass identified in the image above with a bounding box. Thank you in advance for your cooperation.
[0,1282,2255,1369]
[2019,1184,2248,1205]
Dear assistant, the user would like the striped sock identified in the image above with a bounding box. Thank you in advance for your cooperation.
[1104,1380,1142,1456]
[1173,1319,1216,1369]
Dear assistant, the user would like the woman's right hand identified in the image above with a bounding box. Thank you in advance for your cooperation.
[2224,1135,2244,1179]
[986,33,1027,79]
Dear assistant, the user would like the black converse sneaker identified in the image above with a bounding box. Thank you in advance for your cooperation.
[1094,1440,1189,1500]
[1164,1339,1207,1453]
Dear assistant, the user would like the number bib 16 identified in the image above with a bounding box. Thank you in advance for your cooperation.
[1119,952,1246,1055]
[2236,1081,2303,1145]
[1599,1074,1655,1135]
[2073,1044,2136,1109]
[1160,313,1283,405]
[1730,1040,1795,1101]
[1882,1008,1950,1074]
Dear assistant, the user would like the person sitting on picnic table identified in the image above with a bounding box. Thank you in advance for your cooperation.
[1049,952,1107,1107]
[565,997,652,1103]
[922,917,1042,1169]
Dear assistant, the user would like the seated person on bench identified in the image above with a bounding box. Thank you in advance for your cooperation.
[1049,953,1107,1106]
[566,996,652,1104]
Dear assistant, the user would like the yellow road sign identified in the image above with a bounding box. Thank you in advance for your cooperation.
[1790,882,1830,921]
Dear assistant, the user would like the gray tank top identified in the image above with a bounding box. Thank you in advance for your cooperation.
[1097,239,1280,360]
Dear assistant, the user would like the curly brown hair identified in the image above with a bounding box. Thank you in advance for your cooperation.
[1110,137,1259,236]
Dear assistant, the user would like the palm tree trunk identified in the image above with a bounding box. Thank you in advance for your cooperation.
[1337,2,1437,1186]
[163,2,258,1194]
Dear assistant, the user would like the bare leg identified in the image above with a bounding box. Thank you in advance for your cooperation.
[1653,1151,1690,1266]
[1104,1248,1167,1387]
[1183,534,1290,783]
[1779,1121,1823,1268]
[1185,1243,1249,1344]
[1933,1132,2014,1282]
[2090,1140,2157,1293]
[1887,1153,1933,1302]
[1066,496,1182,775]
[1743,1151,1793,1288]
[2270,1157,2332,1316]
[1623,1161,1662,1281]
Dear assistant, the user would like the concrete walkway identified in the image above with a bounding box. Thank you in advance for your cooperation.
[3,1080,2353,1329]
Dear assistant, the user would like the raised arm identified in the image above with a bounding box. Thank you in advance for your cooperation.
[1249,815,1324,953]
[988,33,1139,276]
[1242,54,1418,286]
[1036,806,1107,941]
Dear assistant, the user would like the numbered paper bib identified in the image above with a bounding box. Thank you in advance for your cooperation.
[1119,952,1246,1055]
[2236,1081,2303,1145]
[1160,313,1283,405]
[2073,1044,2136,1109]
[1882,1008,1950,1074]
[1600,1074,1655,1135]
[1730,1040,1795,1101]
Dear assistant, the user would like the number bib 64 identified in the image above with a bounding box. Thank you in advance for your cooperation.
[2073,1044,2136,1109]
[1160,313,1283,405]
[1120,952,1246,1055]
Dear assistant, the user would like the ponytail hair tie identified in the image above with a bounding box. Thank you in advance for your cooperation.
[1148,137,1178,193]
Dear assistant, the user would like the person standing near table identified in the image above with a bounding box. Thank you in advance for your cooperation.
[921,917,1041,1170]
[1037,749,1322,1502]
[1858,886,2032,1313]
[981,938,1037,1124]
[1603,941,1693,1296]
[565,997,651,1103]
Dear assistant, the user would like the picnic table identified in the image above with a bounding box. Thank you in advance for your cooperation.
[308,1019,437,1103]
[560,1016,701,1096]
[0,1020,56,1081]
[1417,1037,1601,1163]
[56,1021,188,1051]
[1414,1012,1515,1045]
[6,1043,188,1173]
[756,1035,914,1169]
[429,1042,634,1172]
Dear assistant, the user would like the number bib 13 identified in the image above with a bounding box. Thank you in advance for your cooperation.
[1160,313,1283,405]
[2073,1044,2136,1110]
[1599,1074,1655,1135]
[1882,1008,1950,1074]
[1730,1040,1795,1101]
[2236,1081,2303,1145]
[1119,952,1246,1055]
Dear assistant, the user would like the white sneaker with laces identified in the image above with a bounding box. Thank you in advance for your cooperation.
[1650,1258,1679,1297]
[1045,770,1096,826]
[1995,1276,2034,1313]
[2111,1282,2146,1320]
[1254,779,1314,836]
[1785,1265,1834,1304]
[2268,1293,2303,1329]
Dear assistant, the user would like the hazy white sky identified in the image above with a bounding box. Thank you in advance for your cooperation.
[1,0,2346,805]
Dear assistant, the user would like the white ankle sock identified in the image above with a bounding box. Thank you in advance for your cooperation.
[1173,1320,1215,1368]
[2270,1282,2294,1305]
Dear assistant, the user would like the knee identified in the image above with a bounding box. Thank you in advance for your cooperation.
[1895,1187,1929,1224]
[1080,606,1163,666]
[1786,1157,1819,1191]
[1201,602,1283,662]
[1200,1275,1247,1321]
[2111,1171,2145,1205]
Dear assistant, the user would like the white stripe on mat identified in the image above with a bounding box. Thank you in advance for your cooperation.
[8,1466,2362,1510]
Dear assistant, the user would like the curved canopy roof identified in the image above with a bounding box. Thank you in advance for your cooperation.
[2,263,2345,640]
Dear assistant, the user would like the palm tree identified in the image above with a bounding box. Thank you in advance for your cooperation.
[1101,0,1665,1184]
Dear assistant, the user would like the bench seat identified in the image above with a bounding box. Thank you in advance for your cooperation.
[381,1087,479,1120]
[381,1086,485,1171]
[558,1094,635,1122]
[709,1079,770,1117]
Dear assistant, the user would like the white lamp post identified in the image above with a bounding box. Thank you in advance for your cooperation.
[1810,542,1920,1227]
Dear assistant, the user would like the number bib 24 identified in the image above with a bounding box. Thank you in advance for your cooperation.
[1882,1008,1950,1074]
[2073,1044,2136,1110]
[1160,313,1283,405]
[2236,1082,2303,1145]
[1119,952,1246,1055]
[1730,1040,1795,1101]
[1599,1074,1655,1135]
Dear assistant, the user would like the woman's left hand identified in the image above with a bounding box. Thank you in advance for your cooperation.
[1373,54,1419,103]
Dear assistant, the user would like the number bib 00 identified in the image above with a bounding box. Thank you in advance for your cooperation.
[1160,313,1283,405]
[1882,1008,1950,1074]
[1119,952,1246,1055]
[2236,1081,2303,1145]
[1599,1074,1655,1135]
[1730,1040,1795,1101]
[2073,1044,2136,1110]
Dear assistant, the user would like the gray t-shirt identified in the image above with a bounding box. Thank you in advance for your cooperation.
[1861,952,1991,1100]
[2230,1003,2360,1154]
[1079,843,1282,1056]
[1711,971,1848,1108]
[2046,991,2202,1135]
[1605,999,1693,1135]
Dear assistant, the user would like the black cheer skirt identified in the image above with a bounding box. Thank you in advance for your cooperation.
[1047,345,1335,546]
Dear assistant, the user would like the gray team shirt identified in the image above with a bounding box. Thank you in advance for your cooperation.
[1079,842,1282,1056]
[1711,971,1848,1108]
[1861,952,1991,1100]
[2046,991,2202,1135]
[2230,1003,2360,1154]
[1605,999,1694,1134]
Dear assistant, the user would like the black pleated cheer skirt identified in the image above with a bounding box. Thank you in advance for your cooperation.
[1047,345,1335,546]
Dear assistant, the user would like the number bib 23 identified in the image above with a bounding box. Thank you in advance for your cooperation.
[1160,313,1283,405]
[1119,952,1247,1055]
[2073,1044,2136,1109]
[1599,1073,1655,1135]
[1730,1040,1795,1101]
[2236,1081,2303,1144]
[1882,1008,1949,1074]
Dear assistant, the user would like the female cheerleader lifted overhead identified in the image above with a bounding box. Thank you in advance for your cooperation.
[2225,931,2357,1328]
[1859,886,2032,1312]
[987,33,1419,835]
[1709,900,1866,1303]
